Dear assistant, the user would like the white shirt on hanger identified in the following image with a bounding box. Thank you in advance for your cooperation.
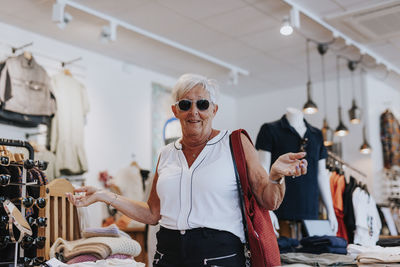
[50,72,90,176]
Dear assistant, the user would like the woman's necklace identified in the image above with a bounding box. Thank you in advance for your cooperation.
[183,131,214,159]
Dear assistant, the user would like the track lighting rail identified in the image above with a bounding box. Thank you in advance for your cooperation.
[283,0,400,76]
[59,0,249,77]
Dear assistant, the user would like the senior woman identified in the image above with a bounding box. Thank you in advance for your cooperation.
[67,73,307,267]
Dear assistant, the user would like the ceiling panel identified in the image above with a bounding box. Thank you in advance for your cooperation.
[156,0,247,20]
[201,6,277,38]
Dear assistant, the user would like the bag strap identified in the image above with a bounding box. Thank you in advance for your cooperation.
[229,129,252,265]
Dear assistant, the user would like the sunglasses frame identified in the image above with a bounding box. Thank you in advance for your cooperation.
[0,156,10,166]
[175,99,211,111]
[27,216,47,228]
[21,235,46,249]
[0,174,11,186]
[21,196,47,209]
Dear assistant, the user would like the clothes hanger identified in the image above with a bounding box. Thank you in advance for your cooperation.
[23,50,32,61]
[63,68,72,76]
[130,161,139,169]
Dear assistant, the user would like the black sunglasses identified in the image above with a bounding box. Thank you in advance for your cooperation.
[0,174,10,186]
[22,256,47,267]
[27,216,47,228]
[21,236,46,249]
[175,99,210,111]
[299,138,309,152]
[22,196,46,209]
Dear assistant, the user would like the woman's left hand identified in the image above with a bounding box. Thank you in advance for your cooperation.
[269,152,308,181]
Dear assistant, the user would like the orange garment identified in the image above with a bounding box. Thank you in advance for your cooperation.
[330,172,348,241]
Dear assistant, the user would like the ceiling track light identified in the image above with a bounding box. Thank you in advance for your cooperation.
[52,0,72,29]
[303,40,318,115]
[53,0,249,77]
[335,56,349,137]
[100,21,117,43]
[280,16,293,36]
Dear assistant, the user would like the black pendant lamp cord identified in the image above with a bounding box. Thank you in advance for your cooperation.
[306,39,311,82]
[336,56,342,109]
[321,54,327,118]
[351,69,356,101]
[360,68,367,129]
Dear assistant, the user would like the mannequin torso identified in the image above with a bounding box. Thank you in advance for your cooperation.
[285,107,307,137]
[257,107,338,235]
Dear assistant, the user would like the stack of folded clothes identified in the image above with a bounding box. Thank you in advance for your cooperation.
[277,237,299,253]
[49,224,143,265]
[297,235,348,255]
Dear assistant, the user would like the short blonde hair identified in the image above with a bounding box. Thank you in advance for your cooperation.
[172,73,219,104]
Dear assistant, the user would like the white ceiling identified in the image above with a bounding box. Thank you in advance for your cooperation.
[0,0,399,97]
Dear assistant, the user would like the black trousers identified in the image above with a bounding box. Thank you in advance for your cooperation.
[153,227,246,267]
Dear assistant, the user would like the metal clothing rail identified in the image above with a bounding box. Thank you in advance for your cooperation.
[327,151,367,178]
[0,139,34,160]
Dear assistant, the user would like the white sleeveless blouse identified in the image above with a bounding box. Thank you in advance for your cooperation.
[156,130,245,242]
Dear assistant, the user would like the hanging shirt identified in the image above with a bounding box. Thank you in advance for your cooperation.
[156,130,245,242]
[343,176,358,243]
[352,187,382,246]
[255,115,327,220]
[380,110,400,169]
[330,172,348,241]
[0,55,55,116]
[50,73,90,175]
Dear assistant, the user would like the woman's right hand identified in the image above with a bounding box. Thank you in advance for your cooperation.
[66,186,102,207]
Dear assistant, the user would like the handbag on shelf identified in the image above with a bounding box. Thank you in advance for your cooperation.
[229,129,281,267]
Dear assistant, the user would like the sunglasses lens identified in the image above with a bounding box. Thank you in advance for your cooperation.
[178,100,191,111]
[23,257,31,267]
[23,197,34,208]
[23,159,35,169]
[0,175,9,186]
[37,217,47,227]
[36,198,46,209]
[35,237,46,249]
[0,157,9,165]
[196,100,210,110]
[0,215,7,228]
[21,236,34,249]
[0,235,10,249]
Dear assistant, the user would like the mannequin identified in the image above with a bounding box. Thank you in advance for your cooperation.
[257,107,338,235]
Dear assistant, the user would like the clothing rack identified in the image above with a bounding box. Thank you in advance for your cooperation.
[0,41,86,71]
[11,42,33,54]
[0,139,33,266]
[0,138,34,160]
[327,151,367,178]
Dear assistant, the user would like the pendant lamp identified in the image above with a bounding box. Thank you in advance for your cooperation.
[335,56,349,137]
[360,126,372,154]
[348,61,362,124]
[359,68,372,154]
[318,43,333,146]
[303,40,318,115]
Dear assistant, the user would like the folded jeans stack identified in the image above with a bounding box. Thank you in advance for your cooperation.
[297,235,348,255]
[277,237,299,253]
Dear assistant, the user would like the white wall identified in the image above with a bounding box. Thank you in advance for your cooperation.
[0,22,237,226]
[365,75,400,202]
